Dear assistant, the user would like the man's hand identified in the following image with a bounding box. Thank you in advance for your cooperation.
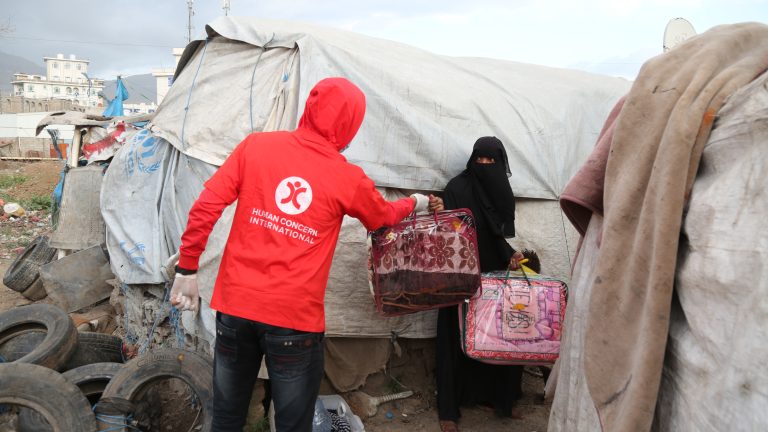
[509,250,525,270]
[428,194,444,212]
[410,193,430,213]
[170,273,200,313]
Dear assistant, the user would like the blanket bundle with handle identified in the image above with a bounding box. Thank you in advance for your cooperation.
[460,269,567,366]
[369,209,482,316]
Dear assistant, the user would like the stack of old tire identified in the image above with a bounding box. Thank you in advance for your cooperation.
[2,235,58,301]
[0,304,214,431]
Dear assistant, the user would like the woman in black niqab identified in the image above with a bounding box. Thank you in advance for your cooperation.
[443,136,517,271]
[465,136,516,237]
[436,136,524,431]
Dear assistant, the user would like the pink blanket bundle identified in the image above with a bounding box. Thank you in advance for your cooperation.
[461,271,567,365]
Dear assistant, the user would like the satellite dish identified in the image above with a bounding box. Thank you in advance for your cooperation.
[663,18,696,52]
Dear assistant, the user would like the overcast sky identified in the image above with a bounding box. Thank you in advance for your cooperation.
[2,0,767,81]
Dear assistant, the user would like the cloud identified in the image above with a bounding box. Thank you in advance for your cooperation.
[1,0,766,83]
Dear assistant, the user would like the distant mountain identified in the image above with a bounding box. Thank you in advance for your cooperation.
[103,74,158,105]
[0,51,44,95]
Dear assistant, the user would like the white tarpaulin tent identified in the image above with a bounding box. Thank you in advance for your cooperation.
[151,17,630,199]
[101,17,629,346]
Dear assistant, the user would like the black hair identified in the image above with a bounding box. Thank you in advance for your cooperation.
[521,249,541,273]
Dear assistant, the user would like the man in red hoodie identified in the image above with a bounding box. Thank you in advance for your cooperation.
[170,77,430,431]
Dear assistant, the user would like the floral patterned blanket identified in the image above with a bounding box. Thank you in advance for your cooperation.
[370,209,481,316]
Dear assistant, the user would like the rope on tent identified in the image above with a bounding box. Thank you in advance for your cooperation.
[139,283,171,354]
[249,33,275,132]
[180,38,210,151]
[557,200,573,270]
[168,304,186,348]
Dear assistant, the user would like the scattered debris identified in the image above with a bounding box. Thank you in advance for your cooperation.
[346,390,414,418]
[2,203,24,218]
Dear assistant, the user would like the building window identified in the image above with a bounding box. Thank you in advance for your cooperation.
[52,62,58,68]
[65,77,71,82]
[64,63,70,69]
[26,85,33,91]
[66,87,72,95]
[53,87,60,94]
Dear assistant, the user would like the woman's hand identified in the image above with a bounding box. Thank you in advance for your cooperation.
[509,250,525,270]
[428,194,444,212]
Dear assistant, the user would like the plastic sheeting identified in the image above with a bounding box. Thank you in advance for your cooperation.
[547,215,603,431]
[548,71,768,431]
[652,71,768,431]
[101,129,174,283]
[149,16,630,199]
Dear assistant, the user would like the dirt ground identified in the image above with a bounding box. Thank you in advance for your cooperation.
[0,160,63,203]
[348,366,551,432]
[0,161,552,432]
[0,160,60,307]
[339,335,551,432]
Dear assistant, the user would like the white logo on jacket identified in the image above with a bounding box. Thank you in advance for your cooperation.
[275,176,313,215]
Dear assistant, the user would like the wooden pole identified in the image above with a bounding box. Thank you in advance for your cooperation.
[68,128,81,168]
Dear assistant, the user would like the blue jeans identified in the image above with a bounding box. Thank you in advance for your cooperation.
[212,312,325,432]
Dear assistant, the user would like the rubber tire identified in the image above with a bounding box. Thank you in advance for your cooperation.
[20,277,47,301]
[63,332,124,370]
[62,362,123,404]
[0,303,77,371]
[2,235,57,292]
[102,348,213,431]
[0,362,98,432]
[0,331,45,362]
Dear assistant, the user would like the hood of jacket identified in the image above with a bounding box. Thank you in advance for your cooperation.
[297,77,366,152]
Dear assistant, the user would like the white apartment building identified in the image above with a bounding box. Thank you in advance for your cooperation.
[152,47,184,105]
[11,54,105,108]
[123,102,157,115]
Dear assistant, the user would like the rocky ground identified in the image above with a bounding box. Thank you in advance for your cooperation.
[0,160,552,432]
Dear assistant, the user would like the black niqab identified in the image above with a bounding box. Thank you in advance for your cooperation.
[465,136,516,238]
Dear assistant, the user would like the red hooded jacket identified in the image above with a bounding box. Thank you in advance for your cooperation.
[177,78,415,332]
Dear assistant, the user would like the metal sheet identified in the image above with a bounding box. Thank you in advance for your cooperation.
[39,245,115,313]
